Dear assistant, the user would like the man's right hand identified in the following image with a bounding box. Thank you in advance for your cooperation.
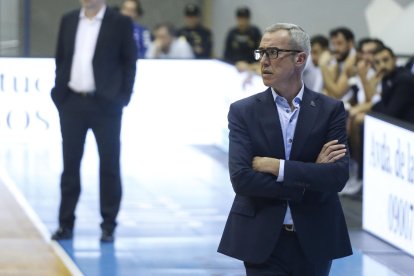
[316,140,346,163]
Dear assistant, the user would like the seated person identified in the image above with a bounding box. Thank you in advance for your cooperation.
[177,4,212,59]
[303,35,329,92]
[146,22,194,59]
[223,6,261,67]
[372,46,414,124]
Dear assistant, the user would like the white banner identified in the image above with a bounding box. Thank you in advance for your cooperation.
[363,113,414,256]
[0,58,265,147]
[0,58,58,142]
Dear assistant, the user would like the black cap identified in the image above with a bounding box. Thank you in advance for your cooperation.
[236,6,250,18]
[184,4,200,16]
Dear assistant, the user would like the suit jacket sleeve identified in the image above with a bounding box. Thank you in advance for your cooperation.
[50,14,70,108]
[283,100,350,192]
[119,16,137,106]
[54,17,65,83]
[228,102,305,200]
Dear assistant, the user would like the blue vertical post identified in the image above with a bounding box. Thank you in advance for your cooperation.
[23,0,30,56]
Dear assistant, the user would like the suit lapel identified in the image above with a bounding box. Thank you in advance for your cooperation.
[256,88,286,158]
[290,88,320,160]
[94,8,112,58]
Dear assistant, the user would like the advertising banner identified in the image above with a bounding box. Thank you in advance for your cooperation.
[363,113,414,257]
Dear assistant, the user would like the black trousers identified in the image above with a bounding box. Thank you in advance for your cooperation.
[58,93,122,232]
[244,229,332,276]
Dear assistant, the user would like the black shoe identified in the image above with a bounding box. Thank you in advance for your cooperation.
[51,227,73,240]
[100,229,114,243]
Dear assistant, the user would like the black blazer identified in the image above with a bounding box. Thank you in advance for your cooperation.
[218,87,353,264]
[51,7,137,113]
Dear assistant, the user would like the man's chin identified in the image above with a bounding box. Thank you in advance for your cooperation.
[262,80,272,87]
[336,55,347,63]
[336,52,350,63]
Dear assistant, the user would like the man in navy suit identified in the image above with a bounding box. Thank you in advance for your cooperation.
[50,0,136,242]
[218,23,352,275]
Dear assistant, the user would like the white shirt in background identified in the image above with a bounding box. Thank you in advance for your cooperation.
[303,56,324,93]
[145,37,194,59]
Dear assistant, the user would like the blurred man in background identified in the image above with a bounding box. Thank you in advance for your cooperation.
[145,22,194,59]
[319,27,357,106]
[372,46,414,124]
[50,0,136,242]
[303,35,329,92]
[340,38,384,196]
[354,38,384,103]
[121,0,150,59]
[177,3,212,59]
[223,6,261,69]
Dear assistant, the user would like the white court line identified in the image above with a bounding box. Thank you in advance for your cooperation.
[0,167,83,276]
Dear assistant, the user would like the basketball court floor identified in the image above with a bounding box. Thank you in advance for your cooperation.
[1,137,414,275]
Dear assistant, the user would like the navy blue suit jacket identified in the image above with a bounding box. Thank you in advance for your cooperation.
[51,7,137,113]
[218,87,353,264]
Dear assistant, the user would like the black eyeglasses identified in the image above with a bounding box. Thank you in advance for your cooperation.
[254,47,302,61]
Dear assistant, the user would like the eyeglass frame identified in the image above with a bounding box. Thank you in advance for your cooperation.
[253,47,302,61]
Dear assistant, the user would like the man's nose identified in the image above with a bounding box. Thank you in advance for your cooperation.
[260,54,270,65]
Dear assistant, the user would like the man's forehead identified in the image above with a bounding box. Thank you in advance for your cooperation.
[264,29,290,37]
[312,43,323,49]
[363,42,377,50]
[331,33,346,40]
[260,31,289,44]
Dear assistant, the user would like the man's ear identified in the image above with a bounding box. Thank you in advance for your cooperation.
[296,52,307,65]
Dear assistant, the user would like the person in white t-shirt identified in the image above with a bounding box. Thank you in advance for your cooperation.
[318,27,357,107]
[341,38,384,196]
[303,35,329,93]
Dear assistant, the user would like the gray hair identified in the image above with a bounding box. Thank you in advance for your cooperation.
[263,23,310,55]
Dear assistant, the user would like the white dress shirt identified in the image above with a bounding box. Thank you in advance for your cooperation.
[303,56,324,93]
[68,6,106,93]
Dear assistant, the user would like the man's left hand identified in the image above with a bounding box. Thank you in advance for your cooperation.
[252,157,280,176]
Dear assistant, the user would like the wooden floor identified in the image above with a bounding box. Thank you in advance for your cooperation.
[0,179,72,276]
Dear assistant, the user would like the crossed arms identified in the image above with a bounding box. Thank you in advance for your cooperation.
[252,140,346,176]
[228,100,349,200]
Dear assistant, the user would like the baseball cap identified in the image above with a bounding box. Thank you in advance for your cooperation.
[184,4,200,16]
[236,6,251,18]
